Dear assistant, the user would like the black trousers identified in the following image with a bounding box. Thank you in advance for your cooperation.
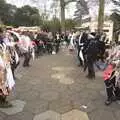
[47,43,53,54]
[11,61,20,79]
[104,80,114,100]
[105,77,120,100]
[87,56,95,78]
[56,43,60,53]
[56,40,60,53]
[0,95,6,103]
[36,45,44,57]
[83,55,87,72]
[23,52,31,67]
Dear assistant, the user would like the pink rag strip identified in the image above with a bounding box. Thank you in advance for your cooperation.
[103,64,113,81]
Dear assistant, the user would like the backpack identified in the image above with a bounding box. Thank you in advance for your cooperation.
[86,39,99,56]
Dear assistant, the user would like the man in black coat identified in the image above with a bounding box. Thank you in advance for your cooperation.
[85,33,99,79]
[85,33,106,79]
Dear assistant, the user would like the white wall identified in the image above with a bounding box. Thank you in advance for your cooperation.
[81,20,114,43]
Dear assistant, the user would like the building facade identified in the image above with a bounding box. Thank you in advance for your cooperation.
[82,20,114,43]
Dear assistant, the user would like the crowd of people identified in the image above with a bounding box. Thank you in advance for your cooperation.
[0,27,69,108]
[69,31,106,79]
[69,30,120,106]
[34,31,62,56]
[1,26,120,108]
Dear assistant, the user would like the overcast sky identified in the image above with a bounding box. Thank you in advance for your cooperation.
[6,0,114,19]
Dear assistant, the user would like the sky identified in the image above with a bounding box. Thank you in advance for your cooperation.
[6,0,114,19]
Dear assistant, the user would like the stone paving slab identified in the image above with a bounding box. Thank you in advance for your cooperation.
[0,49,118,120]
[62,109,89,120]
[0,111,6,120]
[49,99,73,114]
[114,110,120,120]
[51,66,75,85]
[33,110,61,120]
[59,77,74,85]
[0,100,26,115]
[88,109,116,120]
[51,73,65,80]
[5,111,34,120]
[24,99,49,114]
[52,67,75,72]
[40,91,59,101]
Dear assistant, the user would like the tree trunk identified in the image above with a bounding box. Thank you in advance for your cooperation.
[60,0,66,33]
[98,0,105,33]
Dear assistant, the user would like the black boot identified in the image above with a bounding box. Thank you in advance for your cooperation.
[114,87,120,100]
[104,80,114,106]
[105,98,112,105]
[86,74,95,79]
[0,96,12,108]
[105,96,116,105]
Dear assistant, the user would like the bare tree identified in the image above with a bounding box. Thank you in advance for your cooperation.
[88,0,111,32]
[74,0,89,25]
[49,0,77,32]
[59,0,76,32]
[30,0,50,19]
[112,0,120,13]
[31,0,109,32]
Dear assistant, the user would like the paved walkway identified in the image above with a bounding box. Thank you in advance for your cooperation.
[0,48,120,120]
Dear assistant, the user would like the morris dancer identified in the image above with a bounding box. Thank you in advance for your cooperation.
[0,47,10,108]
[4,32,20,79]
[0,28,15,107]
[103,60,120,105]
[104,45,120,105]
[20,32,32,67]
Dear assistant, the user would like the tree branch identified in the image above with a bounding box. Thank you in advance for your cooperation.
[112,0,120,7]
[65,0,76,6]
